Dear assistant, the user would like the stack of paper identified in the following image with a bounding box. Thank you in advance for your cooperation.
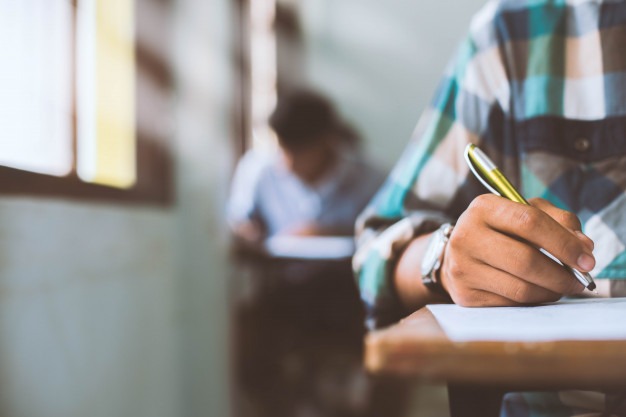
[428,298,626,342]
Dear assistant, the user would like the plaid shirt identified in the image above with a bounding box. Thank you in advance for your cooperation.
[355,1,626,415]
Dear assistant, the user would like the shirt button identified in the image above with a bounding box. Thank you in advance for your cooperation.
[574,137,591,152]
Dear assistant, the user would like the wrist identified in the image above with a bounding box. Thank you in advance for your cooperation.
[394,234,440,310]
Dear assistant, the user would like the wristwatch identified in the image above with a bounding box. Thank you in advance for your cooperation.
[420,223,454,296]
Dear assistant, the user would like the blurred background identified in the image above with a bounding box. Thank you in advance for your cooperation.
[0,0,485,416]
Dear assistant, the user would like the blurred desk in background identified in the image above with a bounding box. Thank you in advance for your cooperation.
[365,308,626,417]
[231,240,409,417]
[232,238,363,340]
[263,235,355,260]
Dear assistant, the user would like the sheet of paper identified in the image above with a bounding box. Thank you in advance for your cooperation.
[264,236,355,259]
[427,298,626,342]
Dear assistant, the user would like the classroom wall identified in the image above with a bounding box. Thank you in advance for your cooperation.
[0,200,179,417]
[173,0,234,415]
[299,0,488,169]
[0,0,233,416]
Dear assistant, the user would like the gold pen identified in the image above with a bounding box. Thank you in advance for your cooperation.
[464,144,597,292]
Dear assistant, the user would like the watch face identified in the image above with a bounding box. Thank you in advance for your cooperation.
[421,230,444,276]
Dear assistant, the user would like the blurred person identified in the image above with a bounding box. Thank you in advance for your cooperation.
[355,0,626,416]
[228,89,384,245]
[230,90,405,417]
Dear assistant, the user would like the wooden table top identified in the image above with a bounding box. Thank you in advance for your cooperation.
[365,308,626,390]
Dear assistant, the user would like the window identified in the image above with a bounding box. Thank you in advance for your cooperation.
[77,0,136,188]
[0,0,73,176]
[249,0,278,151]
[233,0,307,156]
[232,0,278,157]
[0,0,172,204]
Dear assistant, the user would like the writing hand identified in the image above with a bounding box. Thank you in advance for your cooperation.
[440,195,595,306]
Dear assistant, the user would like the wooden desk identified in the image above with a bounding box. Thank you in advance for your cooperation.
[365,308,626,417]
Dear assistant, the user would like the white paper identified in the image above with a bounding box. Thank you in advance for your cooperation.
[264,236,355,259]
[427,298,626,342]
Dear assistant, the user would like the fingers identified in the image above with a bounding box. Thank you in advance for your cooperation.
[574,231,595,252]
[475,269,562,305]
[441,194,593,308]
[468,195,595,272]
[529,198,594,251]
[529,198,581,230]
[454,290,524,307]
[470,231,585,296]
[445,261,562,307]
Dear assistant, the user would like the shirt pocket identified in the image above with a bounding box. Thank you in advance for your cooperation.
[516,117,626,280]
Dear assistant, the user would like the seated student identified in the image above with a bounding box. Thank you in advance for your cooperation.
[354,1,626,415]
[229,91,399,417]
[228,89,385,244]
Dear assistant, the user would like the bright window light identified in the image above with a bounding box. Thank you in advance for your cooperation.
[0,0,73,176]
[250,0,278,151]
[77,0,136,189]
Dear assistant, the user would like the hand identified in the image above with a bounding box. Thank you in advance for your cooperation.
[440,195,595,307]
[282,223,322,237]
[233,221,264,244]
[283,223,347,237]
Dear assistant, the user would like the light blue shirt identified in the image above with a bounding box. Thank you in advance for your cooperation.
[228,148,385,237]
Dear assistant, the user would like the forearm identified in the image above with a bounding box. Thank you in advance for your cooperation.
[232,220,265,244]
[281,223,352,237]
[393,232,452,311]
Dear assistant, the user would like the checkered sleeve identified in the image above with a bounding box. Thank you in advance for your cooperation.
[353,1,512,329]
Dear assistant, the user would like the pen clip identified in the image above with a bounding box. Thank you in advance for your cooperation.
[464,144,501,196]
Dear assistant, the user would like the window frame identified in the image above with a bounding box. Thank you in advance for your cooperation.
[0,0,173,206]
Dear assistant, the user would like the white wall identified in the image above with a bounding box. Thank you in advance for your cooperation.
[0,0,234,416]
[300,0,488,169]
[0,200,179,417]
[173,0,234,415]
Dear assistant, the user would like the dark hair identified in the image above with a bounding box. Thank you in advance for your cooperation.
[269,90,339,151]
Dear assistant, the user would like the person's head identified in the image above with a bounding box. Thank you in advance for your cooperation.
[269,89,340,184]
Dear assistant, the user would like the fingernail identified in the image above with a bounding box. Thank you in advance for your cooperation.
[577,253,595,271]
[575,231,594,250]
